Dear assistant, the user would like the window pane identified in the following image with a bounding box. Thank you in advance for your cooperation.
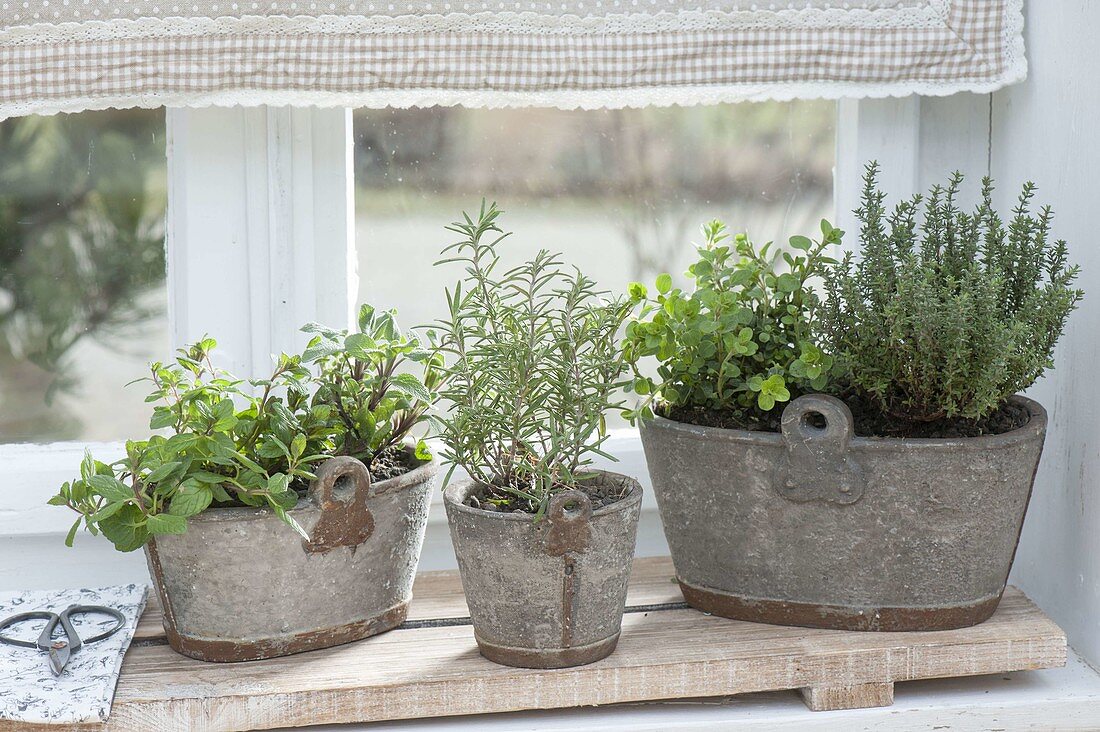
[353,103,834,424]
[355,103,833,326]
[0,110,167,443]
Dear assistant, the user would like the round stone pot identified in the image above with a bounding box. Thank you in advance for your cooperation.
[144,450,437,661]
[443,471,642,669]
[639,394,1047,631]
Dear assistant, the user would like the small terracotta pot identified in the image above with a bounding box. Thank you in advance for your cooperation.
[443,471,642,668]
[640,394,1047,631]
[145,449,437,661]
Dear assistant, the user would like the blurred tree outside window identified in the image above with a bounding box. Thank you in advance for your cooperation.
[0,102,831,442]
[0,110,168,443]
[354,101,835,341]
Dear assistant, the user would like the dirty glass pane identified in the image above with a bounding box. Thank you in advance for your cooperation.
[354,103,834,331]
[353,103,835,424]
[0,110,167,443]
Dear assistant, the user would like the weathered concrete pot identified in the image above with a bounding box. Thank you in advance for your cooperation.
[640,394,1047,631]
[144,450,436,661]
[443,471,642,669]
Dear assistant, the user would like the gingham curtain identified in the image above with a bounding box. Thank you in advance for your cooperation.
[0,0,1025,119]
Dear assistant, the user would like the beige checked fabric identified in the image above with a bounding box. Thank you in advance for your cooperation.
[0,0,1025,119]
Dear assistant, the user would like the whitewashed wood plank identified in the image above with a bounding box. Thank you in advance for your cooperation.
[112,563,1064,730]
[3,558,1066,732]
[799,682,893,711]
[165,106,355,379]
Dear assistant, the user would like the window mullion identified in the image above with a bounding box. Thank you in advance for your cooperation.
[834,97,921,250]
[166,105,356,380]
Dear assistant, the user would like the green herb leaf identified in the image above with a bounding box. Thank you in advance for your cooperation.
[90,501,128,523]
[64,518,81,548]
[789,235,812,251]
[414,439,432,461]
[775,273,800,293]
[144,461,182,485]
[87,474,134,503]
[146,513,188,536]
[389,373,433,403]
[272,505,310,541]
[80,450,95,482]
[168,483,214,517]
[98,505,150,552]
[290,434,307,460]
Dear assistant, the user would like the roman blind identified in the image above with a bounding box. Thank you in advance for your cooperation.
[0,0,1025,119]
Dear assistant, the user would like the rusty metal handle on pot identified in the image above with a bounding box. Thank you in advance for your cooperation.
[774,394,865,505]
[545,489,593,556]
[302,456,375,554]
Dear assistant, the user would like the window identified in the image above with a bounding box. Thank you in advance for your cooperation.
[0,109,167,444]
[352,102,835,426]
[0,100,840,575]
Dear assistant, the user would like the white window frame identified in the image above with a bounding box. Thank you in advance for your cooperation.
[1,106,359,540]
[1,98,955,557]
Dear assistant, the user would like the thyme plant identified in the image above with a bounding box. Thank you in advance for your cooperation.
[821,163,1083,423]
[302,304,441,469]
[432,203,633,515]
[50,339,332,551]
[622,219,842,426]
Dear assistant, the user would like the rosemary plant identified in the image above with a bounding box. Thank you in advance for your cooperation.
[432,202,633,515]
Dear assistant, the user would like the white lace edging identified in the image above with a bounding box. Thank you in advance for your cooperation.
[1,3,949,42]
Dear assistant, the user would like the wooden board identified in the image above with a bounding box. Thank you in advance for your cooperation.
[2,557,1067,731]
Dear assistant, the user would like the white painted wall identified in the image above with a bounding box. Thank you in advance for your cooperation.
[988,0,1100,670]
[836,0,1100,670]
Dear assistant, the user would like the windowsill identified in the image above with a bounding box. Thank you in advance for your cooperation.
[298,650,1100,731]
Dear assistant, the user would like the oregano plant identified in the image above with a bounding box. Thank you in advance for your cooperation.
[821,162,1083,424]
[622,218,842,427]
[431,202,634,516]
[50,338,333,551]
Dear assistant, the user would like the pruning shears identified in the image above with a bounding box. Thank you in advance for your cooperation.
[0,604,125,676]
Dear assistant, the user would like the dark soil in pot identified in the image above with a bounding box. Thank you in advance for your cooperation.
[662,392,1030,438]
[462,477,632,512]
[364,446,420,480]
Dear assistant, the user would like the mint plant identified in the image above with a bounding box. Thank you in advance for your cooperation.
[50,338,333,551]
[432,202,634,515]
[622,219,842,426]
[302,304,441,469]
[821,163,1083,423]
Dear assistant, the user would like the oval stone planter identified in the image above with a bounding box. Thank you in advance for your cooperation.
[144,450,437,661]
[640,394,1047,631]
[443,471,642,669]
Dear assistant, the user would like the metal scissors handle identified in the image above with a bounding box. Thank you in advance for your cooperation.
[0,604,126,676]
